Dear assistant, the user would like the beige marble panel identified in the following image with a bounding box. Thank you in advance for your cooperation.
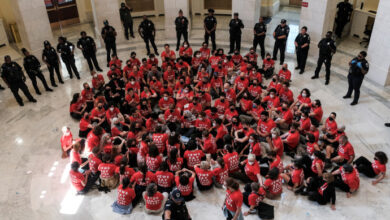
[164,0,190,39]
[232,0,262,42]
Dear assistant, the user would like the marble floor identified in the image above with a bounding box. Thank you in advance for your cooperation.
[0,7,389,220]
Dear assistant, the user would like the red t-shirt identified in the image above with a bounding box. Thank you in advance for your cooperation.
[98,163,117,178]
[292,168,304,185]
[79,117,90,131]
[61,132,73,151]
[167,158,184,172]
[248,188,266,207]
[311,158,324,174]
[225,189,243,212]
[115,166,136,182]
[244,160,261,182]
[250,143,262,157]
[203,135,217,154]
[278,69,291,81]
[223,152,240,173]
[372,160,386,175]
[152,133,169,153]
[159,97,175,109]
[184,150,205,169]
[338,142,355,161]
[117,185,136,206]
[213,165,229,185]
[175,176,195,196]
[263,95,280,109]
[144,192,164,210]
[88,154,102,173]
[279,88,294,103]
[156,171,174,188]
[277,107,293,125]
[264,176,283,195]
[69,170,84,191]
[195,167,214,186]
[272,137,284,157]
[270,155,284,173]
[130,171,157,186]
[257,119,276,134]
[146,155,163,172]
[285,131,300,149]
[340,167,360,191]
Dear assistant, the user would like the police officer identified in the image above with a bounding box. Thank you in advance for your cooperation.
[253,17,267,60]
[204,9,217,51]
[163,189,192,220]
[343,51,369,106]
[101,20,117,67]
[311,31,336,85]
[335,0,353,38]
[119,2,134,40]
[228,12,244,54]
[138,15,159,56]
[42,40,63,87]
[294,26,310,74]
[77,31,103,72]
[1,56,36,106]
[21,48,53,95]
[272,19,290,65]
[57,36,80,79]
[175,9,189,51]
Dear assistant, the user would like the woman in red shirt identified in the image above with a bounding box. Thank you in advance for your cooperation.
[130,163,157,207]
[263,167,283,199]
[354,151,387,185]
[223,177,244,220]
[69,161,94,195]
[112,177,136,214]
[69,93,86,120]
[332,164,360,198]
[212,157,229,188]
[175,168,196,201]
[167,148,184,172]
[146,144,162,172]
[143,183,168,214]
[98,154,119,189]
[155,161,175,193]
[281,160,304,191]
[179,41,193,64]
[194,161,214,191]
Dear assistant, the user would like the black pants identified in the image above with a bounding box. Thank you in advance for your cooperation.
[105,41,117,64]
[176,30,188,50]
[296,49,309,72]
[132,184,147,207]
[346,74,364,103]
[253,36,265,59]
[243,183,252,207]
[314,55,332,82]
[354,156,376,178]
[48,63,63,85]
[335,20,348,38]
[77,172,98,195]
[195,176,214,191]
[9,81,35,104]
[308,191,327,205]
[84,52,101,71]
[62,56,80,78]
[27,70,50,93]
[334,174,350,192]
[273,40,286,64]
[123,21,134,39]
[230,35,241,52]
[143,36,158,54]
[205,31,216,51]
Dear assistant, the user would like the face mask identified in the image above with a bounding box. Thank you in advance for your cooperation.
[92,75,97,78]
[267,58,271,61]
[131,81,135,85]
[240,77,245,80]
[329,117,334,121]
[179,61,183,65]
[153,79,157,82]
[272,134,276,139]
[196,54,201,58]
[282,67,286,71]
[213,122,216,127]
[164,97,168,101]
[111,68,115,71]
[234,52,239,55]
[180,81,184,84]
[272,78,276,82]
[270,94,275,99]
[184,44,188,48]
[224,89,228,92]
[98,106,103,109]
[127,64,131,67]
[302,93,307,97]
[184,89,189,93]
[282,107,287,111]
[220,98,225,102]
[218,65,222,69]
[110,107,114,111]
[249,139,254,143]
[199,118,203,121]
[230,108,235,112]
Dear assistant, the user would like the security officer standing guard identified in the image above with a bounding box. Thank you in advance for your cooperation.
[101,20,117,67]
[294,26,310,74]
[311,31,336,85]
[343,51,369,106]
[272,19,290,65]
[335,0,353,38]
[139,15,159,55]
[1,55,36,106]
[119,2,134,40]
[21,48,53,95]
[77,31,103,72]
[253,17,267,60]
[57,37,80,79]
[228,12,244,54]
[42,40,63,87]
[175,9,189,51]
[204,9,217,51]
[163,189,192,220]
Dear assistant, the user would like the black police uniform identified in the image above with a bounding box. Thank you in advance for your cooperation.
[204,15,217,51]
[23,54,51,94]
[139,19,158,55]
[345,57,369,104]
[253,21,267,59]
[119,7,134,39]
[335,1,353,38]
[313,38,336,83]
[175,16,189,50]
[1,62,35,105]
[77,36,101,71]
[42,45,63,86]
[162,199,191,220]
[57,40,80,79]
[273,24,290,64]
[294,32,310,73]
[229,18,244,53]
[101,25,117,65]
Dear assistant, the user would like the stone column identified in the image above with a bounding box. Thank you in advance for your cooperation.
[366,0,390,86]
[299,0,338,57]
[91,0,125,46]
[164,0,191,40]
[232,0,262,42]
[10,0,53,58]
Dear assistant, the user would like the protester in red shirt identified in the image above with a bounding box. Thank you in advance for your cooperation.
[184,140,205,170]
[332,164,359,198]
[279,81,294,104]
[256,111,276,139]
[223,145,240,173]
[70,93,87,120]
[278,63,291,82]
[281,160,304,191]
[243,182,266,216]
[159,92,175,111]
[212,157,229,188]
[112,177,136,214]
[240,154,262,184]
[199,42,210,59]
[161,44,176,62]
[175,168,196,201]
[98,154,118,189]
[194,161,214,190]
[223,177,244,220]
[167,148,184,173]
[261,53,275,78]
[281,123,300,157]
[155,161,175,193]
[354,151,388,185]
[263,167,283,199]
[329,135,355,166]
[274,101,293,129]
[91,71,105,92]
[61,126,73,158]
[130,163,157,206]
[267,128,284,158]
[146,144,163,172]
[143,183,168,214]
[262,88,280,109]
[69,161,94,194]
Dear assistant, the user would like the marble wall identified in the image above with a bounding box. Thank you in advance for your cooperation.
[164,0,190,39]
[232,0,262,42]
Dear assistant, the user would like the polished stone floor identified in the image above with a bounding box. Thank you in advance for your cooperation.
[0,7,389,220]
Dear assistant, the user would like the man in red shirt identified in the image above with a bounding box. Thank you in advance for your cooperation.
[161,44,176,62]
[281,123,300,157]
[234,72,249,95]
[279,82,294,104]
[332,163,359,198]
[278,63,291,82]
[199,42,210,60]
[158,92,175,112]
[69,161,95,194]
[331,135,355,165]
[262,88,280,109]
[274,102,293,129]
[91,71,105,92]
[194,161,214,190]
[261,53,275,79]
[256,111,276,141]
